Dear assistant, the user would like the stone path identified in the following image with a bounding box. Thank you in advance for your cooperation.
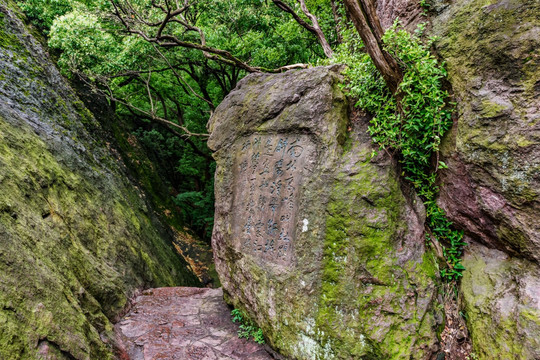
[114,287,274,360]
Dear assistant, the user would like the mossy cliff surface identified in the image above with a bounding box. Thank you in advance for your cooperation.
[377,0,540,355]
[426,0,540,357]
[0,2,199,359]
[460,242,540,359]
[209,66,441,359]
[432,0,540,263]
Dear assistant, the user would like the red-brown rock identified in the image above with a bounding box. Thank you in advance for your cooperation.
[114,287,273,360]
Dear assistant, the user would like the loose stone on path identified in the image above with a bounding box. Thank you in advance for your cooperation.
[114,287,273,360]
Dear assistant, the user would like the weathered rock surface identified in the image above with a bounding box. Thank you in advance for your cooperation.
[433,0,540,264]
[460,242,540,359]
[115,287,273,360]
[378,0,540,356]
[377,0,425,30]
[209,66,441,359]
[427,0,540,357]
[0,2,199,359]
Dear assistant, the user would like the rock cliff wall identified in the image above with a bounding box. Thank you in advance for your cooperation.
[0,2,199,359]
[430,0,540,357]
[377,0,540,356]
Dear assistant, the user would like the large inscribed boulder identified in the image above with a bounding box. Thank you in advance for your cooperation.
[208,66,441,359]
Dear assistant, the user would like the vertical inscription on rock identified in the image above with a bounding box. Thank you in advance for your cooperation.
[232,134,316,266]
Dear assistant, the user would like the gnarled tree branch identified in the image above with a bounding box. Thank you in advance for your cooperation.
[109,0,308,73]
[272,0,334,58]
[343,0,403,94]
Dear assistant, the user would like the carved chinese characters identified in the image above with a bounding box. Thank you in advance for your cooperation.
[232,134,316,265]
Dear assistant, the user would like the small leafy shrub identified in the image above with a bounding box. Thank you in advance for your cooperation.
[329,21,465,281]
[231,308,243,323]
[231,309,265,344]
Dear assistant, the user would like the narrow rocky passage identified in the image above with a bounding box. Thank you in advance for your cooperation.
[114,287,273,360]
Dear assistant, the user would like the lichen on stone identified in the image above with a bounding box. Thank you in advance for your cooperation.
[0,1,199,358]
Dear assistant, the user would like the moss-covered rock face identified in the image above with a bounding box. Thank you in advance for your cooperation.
[0,2,199,359]
[460,242,540,359]
[426,0,540,357]
[314,121,440,359]
[432,0,540,262]
[209,66,441,359]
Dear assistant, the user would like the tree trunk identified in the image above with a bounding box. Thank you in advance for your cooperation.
[343,0,403,94]
[330,0,343,44]
[272,0,334,58]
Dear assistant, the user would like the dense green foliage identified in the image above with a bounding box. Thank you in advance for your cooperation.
[329,21,465,281]
[17,0,72,32]
[18,0,336,240]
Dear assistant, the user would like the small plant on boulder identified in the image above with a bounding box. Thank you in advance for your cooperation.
[231,309,265,344]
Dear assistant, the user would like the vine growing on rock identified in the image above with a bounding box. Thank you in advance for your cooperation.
[328,21,466,282]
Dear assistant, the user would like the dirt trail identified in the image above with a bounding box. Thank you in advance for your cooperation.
[114,287,273,360]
